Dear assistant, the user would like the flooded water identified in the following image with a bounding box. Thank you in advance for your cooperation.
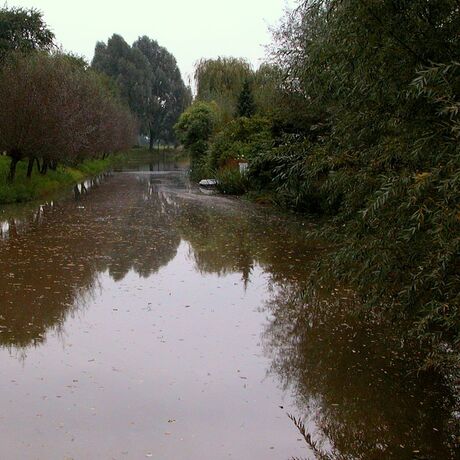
[0,155,458,459]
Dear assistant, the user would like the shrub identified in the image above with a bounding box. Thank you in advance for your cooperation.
[207,116,272,171]
[215,168,251,195]
[174,101,218,159]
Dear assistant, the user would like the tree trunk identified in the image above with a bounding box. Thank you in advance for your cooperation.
[49,160,57,171]
[26,157,35,179]
[7,153,20,182]
[35,157,41,173]
[41,159,49,175]
[149,129,154,152]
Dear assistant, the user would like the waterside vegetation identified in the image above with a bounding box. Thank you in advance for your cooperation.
[0,6,190,204]
[0,154,127,204]
[175,0,460,372]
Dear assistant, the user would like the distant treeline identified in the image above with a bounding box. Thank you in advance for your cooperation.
[0,7,137,181]
[175,0,460,370]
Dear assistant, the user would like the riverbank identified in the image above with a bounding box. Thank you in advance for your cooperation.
[0,150,136,204]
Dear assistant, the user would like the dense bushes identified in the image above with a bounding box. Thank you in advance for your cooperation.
[174,101,218,157]
[208,116,272,171]
[215,168,251,195]
[258,0,460,368]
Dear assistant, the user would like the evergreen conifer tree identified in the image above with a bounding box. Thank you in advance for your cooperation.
[236,79,256,117]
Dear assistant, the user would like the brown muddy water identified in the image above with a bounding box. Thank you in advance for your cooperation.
[0,156,458,459]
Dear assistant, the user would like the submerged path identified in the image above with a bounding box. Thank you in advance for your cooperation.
[0,158,457,459]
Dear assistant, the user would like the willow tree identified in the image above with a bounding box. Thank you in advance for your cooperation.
[194,57,253,123]
[91,34,152,129]
[252,63,283,116]
[133,36,191,150]
[262,0,460,366]
[92,34,190,150]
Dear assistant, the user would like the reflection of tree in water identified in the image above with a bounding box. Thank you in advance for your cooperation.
[1,172,458,460]
[177,203,254,284]
[162,193,460,458]
[263,281,460,460]
[0,203,102,351]
[0,174,181,351]
[175,197,318,287]
[0,173,320,351]
[105,177,181,281]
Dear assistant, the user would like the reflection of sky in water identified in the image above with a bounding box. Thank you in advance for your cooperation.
[0,220,9,236]
[0,168,457,460]
[1,200,58,241]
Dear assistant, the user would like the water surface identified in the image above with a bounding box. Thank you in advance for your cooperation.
[0,157,457,459]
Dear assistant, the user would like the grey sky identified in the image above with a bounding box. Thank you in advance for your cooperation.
[9,0,296,85]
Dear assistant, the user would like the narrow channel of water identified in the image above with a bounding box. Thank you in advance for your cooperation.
[0,156,458,459]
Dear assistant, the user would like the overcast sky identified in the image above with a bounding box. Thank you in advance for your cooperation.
[9,0,296,86]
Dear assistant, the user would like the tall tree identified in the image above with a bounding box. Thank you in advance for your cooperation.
[92,35,190,150]
[236,79,256,117]
[0,6,54,62]
[92,34,151,130]
[133,36,189,150]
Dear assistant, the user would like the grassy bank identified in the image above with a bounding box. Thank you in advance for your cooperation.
[0,154,126,204]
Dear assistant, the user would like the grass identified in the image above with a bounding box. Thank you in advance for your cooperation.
[0,148,189,204]
[0,154,125,204]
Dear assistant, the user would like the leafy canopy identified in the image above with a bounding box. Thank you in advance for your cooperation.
[0,6,54,61]
[92,34,191,147]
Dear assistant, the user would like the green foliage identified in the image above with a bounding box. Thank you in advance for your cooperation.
[0,6,54,62]
[174,2,459,369]
[208,116,272,171]
[0,155,119,204]
[252,63,283,116]
[236,79,256,117]
[194,58,283,121]
[92,34,191,148]
[133,36,192,146]
[251,0,460,368]
[195,57,253,122]
[92,35,152,124]
[189,157,211,183]
[215,168,250,195]
[174,101,218,158]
